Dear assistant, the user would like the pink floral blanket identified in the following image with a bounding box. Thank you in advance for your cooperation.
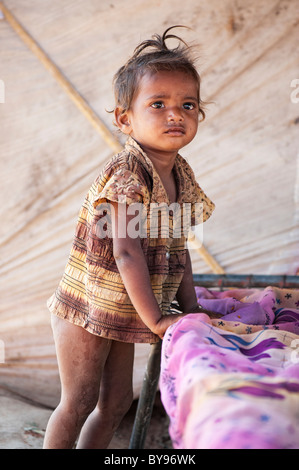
[160,286,299,449]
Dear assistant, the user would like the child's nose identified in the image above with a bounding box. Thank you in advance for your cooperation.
[167,106,183,121]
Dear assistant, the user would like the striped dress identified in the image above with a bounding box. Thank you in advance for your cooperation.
[47,137,215,343]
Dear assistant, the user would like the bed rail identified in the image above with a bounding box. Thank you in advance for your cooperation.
[193,274,299,289]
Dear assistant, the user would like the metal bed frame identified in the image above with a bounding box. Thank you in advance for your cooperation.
[129,274,299,449]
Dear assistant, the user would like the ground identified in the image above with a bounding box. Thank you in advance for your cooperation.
[109,393,172,450]
[0,392,172,449]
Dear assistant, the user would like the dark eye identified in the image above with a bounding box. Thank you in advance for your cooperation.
[151,101,164,109]
[183,102,197,110]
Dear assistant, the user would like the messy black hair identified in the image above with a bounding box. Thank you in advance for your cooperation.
[113,26,206,121]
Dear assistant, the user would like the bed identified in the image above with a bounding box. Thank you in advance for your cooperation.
[130,274,299,449]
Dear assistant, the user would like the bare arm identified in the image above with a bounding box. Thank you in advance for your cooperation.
[176,249,223,319]
[111,202,186,338]
[175,249,199,313]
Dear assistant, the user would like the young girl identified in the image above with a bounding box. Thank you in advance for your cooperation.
[44,26,215,449]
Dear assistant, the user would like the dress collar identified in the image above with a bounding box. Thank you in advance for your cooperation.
[125,137,172,204]
[125,136,199,205]
[125,136,155,178]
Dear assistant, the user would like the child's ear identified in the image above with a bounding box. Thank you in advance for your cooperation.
[114,107,132,135]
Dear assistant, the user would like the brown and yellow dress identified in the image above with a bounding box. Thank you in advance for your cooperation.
[47,137,214,343]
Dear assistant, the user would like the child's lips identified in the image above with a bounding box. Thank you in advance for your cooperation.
[164,126,185,136]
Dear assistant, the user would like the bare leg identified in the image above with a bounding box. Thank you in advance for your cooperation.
[43,315,112,449]
[76,340,134,449]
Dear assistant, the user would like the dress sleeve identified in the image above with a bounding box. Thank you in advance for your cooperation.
[191,184,215,226]
[177,154,215,226]
[92,167,150,207]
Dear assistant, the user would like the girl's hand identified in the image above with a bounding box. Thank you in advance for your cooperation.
[152,307,224,339]
[151,313,187,339]
[186,303,223,320]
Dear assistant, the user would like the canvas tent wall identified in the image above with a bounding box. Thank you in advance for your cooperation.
[0,0,298,410]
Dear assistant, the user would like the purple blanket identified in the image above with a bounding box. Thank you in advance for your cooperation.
[160,286,299,449]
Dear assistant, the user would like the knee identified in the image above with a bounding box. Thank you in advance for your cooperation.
[112,388,134,420]
[118,389,134,418]
[77,394,98,419]
[62,386,99,422]
[100,389,133,429]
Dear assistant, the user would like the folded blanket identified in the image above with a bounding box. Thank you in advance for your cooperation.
[160,286,299,449]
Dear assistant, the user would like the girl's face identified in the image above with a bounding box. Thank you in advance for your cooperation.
[115,70,200,159]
